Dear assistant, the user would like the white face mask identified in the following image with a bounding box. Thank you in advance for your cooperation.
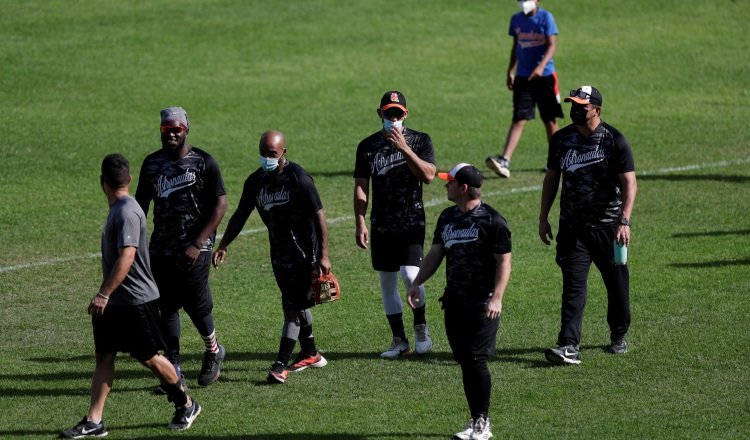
[383,119,403,131]
[259,155,279,172]
[519,0,536,15]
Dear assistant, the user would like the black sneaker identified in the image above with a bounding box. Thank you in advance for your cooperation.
[266,361,289,384]
[153,373,187,395]
[167,400,202,431]
[545,344,581,365]
[607,336,628,354]
[60,417,108,438]
[197,344,225,386]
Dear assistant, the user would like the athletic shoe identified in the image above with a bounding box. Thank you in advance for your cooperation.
[607,336,628,354]
[266,361,288,384]
[289,352,328,372]
[470,416,493,440]
[153,373,187,395]
[414,323,433,354]
[167,400,202,431]
[60,418,108,438]
[380,336,410,359]
[485,155,510,178]
[545,344,582,365]
[453,418,474,440]
[197,344,225,386]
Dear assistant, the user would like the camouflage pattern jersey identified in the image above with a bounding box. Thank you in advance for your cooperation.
[353,128,435,233]
[135,147,226,256]
[432,202,512,304]
[237,161,324,267]
[546,122,635,229]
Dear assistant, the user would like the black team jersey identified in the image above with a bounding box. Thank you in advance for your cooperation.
[135,147,226,256]
[353,128,436,232]
[433,202,512,303]
[547,122,635,228]
[237,162,323,267]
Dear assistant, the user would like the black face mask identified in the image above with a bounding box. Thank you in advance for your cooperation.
[570,106,589,125]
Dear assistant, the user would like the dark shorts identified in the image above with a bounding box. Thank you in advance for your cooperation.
[151,252,213,317]
[273,262,317,311]
[512,73,564,122]
[92,299,166,363]
[443,298,500,364]
[370,229,425,272]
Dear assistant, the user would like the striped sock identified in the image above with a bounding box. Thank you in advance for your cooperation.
[202,331,219,353]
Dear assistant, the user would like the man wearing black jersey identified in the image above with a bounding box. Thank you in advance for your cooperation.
[407,163,511,440]
[212,130,332,384]
[539,86,637,365]
[354,91,436,359]
[135,107,228,389]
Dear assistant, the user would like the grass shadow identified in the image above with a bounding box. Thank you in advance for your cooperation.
[670,258,750,268]
[672,229,750,238]
[638,174,750,183]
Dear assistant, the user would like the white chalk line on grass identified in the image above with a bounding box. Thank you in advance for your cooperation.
[2,156,748,274]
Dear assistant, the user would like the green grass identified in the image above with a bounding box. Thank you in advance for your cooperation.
[1,0,749,438]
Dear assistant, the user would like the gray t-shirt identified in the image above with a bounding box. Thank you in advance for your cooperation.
[102,196,160,305]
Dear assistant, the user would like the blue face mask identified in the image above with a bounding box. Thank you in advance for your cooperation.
[259,156,279,172]
[383,119,403,131]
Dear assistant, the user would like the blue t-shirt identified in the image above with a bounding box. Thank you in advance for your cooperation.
[508,8,558,77]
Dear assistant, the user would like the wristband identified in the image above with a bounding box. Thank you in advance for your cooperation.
[192,242,203,250]
[96,292,110,301]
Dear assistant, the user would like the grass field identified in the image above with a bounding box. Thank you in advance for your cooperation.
[1,0,749,438]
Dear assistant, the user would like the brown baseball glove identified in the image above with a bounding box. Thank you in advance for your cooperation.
[313,272,341,304]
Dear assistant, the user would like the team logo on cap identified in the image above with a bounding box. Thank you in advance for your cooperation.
[390,92,399,102]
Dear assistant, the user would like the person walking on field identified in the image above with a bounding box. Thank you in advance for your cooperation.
[487,0,563,178]
[61,154,201,438]
[212,130,332,384]
[354,90,436,359]
[540,86,637,365]
[407,163,512,440]
[135,107,227,390]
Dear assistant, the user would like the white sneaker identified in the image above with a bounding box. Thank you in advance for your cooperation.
[485,155,510,178]
[414,323,433,354]
[380,337,410,359]
[470,416,493,440]
[453,418,474,440]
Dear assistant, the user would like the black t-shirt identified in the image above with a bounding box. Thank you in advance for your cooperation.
[353,127,435,232]
[432,202,512,302]
[135,147,226,256]
[237,161,324,267]
[547,122,635,228]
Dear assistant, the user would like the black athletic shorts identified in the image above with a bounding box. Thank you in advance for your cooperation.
[443,297,500,364]
[512,73,564,122]
[150,251,213,317]
[370,229,425,272]
[273,262,317,311]
[92,299,166,363]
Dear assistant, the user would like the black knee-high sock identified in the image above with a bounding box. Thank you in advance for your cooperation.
[462,359,492,419]
[386,313,407,341]
[299,324,317,355]
[162,310,181,366]
[413,305,427,326]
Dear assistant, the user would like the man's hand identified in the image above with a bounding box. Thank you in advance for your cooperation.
[319,256,332,275]
[88,294,108,317]
[506,72,515,90]
[615,225,631,246]
[212,247,227,269]
[384,127,409,153]
[539,218,554,245]
[486,296,502,320]
[406,283,422,309]
[355,224,369,249]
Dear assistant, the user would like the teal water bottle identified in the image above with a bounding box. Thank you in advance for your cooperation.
[614,240,628,265]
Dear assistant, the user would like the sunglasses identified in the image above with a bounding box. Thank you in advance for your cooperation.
[569,89,592,100]
[160,125,186,134]
[383,108,406,119]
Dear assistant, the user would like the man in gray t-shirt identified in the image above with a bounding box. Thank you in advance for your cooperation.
[62,154,201,438]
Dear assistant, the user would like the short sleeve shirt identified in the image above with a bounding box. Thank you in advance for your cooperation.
[135,147,226,256]
[547,122,636,228]
[509,8,558,77]
[432,202,512,303]
[353,128,435,232]
[102,196,160,306]
[237,162,324,267]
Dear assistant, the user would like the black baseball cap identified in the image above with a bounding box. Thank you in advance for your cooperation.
[380,90,407,112]
[564,86,603,107]
[438,163,484,188]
